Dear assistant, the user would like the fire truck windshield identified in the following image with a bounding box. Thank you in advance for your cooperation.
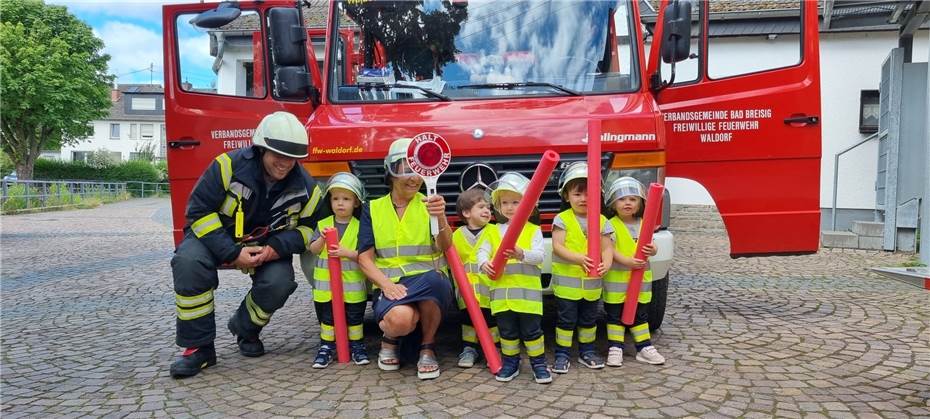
[331,0,639,102]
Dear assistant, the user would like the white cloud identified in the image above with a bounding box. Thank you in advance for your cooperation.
[96,21,165,82]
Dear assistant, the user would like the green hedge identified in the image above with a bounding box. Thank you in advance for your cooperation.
[33,159,162,183]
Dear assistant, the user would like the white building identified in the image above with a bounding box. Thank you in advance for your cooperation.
[60,84,167,162]
[640,1,929,232]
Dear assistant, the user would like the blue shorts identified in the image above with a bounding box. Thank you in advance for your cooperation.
[373,270,453,322]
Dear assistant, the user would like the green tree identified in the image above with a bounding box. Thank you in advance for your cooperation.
[0,0,112,180]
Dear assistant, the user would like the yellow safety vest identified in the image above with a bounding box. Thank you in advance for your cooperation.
[451,226,492,310]
[371,193,444,282]
[487,223,543,315]
[603,217,652,304]
[551,209,606,301]
[312,216,369,304]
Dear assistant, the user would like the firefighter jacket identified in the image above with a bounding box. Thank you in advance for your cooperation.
[183,146,324,263]
[603,216,653,304]
[551,209,607,302]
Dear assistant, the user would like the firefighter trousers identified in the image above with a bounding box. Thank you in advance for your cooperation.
[172,236,297,348]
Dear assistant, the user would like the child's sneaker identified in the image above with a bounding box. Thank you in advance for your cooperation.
[350,341,370,365]
[635,346,666,365]
[552,353,571,374]
[529,356,552,384]
[495,356,521,382]
[578,351,605,369]
[457,346,479,368]
[312,344,334,369]
[606,346,623,367]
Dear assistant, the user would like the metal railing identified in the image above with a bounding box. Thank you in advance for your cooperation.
[831,131,880,231]
[125,181,170,198]
[0,180,134,213]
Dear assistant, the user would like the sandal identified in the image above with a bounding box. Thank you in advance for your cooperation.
[417,343,441,380]
[377,336,401,371]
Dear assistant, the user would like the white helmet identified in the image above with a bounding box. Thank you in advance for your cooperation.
[251,111,309,158]
[558,161,589,195]
[325,172,366,202]
[384,137,416,177]
[604,176,645,206]
[489,172,530,205]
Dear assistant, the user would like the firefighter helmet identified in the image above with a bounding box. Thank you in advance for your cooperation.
[489,172,531,205]
[326,172,366,202]
[251,111,309,158]
[384,137,417,178]
[558,161,589,195]
[604,176,645,206]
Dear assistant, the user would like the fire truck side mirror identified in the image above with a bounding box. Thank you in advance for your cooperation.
[660,0,692,64]
[268,7,317,103]
[189,1,241,29]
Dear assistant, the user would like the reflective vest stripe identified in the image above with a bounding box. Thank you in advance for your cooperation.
[503,264,542,276]
[372,193,443,282]
[486,223,544,315]
[177,302,214,321]
[215,154,232,190]
[603,216,653,304]
[312,280,368,293]
[300,185,323,218]
[377,245,436,258]
[191,213,223,238]
[219,196,238,217]
[490,288,543,302]
[296,225,313,247]
[551,210,606,301]
[175,289,214,308]
[315,257,361,271]
[602,280,652,293]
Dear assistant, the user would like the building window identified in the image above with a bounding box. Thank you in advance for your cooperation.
[129,123,138,140]
[160,124,167,158]
[859,90,879,134]
[72,151,91,162]
[131,97,157,110]
[110,123,120,139]
[141,124,154,140]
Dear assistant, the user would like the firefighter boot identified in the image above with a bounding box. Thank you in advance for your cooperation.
[170,344,216,378]
[227,316,265,357]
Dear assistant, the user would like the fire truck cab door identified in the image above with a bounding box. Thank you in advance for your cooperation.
[163,1,320,244]
[652,1,821,257]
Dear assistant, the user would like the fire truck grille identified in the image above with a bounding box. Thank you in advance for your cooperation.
[349,153,612,226]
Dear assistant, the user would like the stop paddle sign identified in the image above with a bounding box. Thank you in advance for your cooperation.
[406,132,451,235]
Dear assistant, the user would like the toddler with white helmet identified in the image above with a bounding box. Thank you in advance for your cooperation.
[307,172,370,368]
[602,177,665,366]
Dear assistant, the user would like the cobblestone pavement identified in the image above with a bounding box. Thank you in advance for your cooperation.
[2,198,928,418]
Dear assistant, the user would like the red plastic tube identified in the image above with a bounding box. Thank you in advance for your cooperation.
[586,120,602,277]
[323,228,350,363]
[489,150,560,279]
[621,183,665,325]
[445,245,502,374]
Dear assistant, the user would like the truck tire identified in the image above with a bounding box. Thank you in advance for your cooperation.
[648,275,669,331]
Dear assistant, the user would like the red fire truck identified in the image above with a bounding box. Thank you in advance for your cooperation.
[162,0,821,328]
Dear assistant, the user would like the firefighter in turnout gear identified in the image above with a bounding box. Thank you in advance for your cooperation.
[170,111,325,378]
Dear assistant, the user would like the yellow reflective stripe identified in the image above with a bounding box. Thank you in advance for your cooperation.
[524,336,545,357]
[215,153,232,191]
[376,245,436,258]
[175,289,214,308]
[297,225,313,246]
[555,327,573,347]
[349,324,364,341]
[191,213,223,238]
[300,185,323,218]
[320,323,335,341]
[578,326,597,344]
[501,338,521,356]
[245,292,270,326]
[607,324,625,342]
[177,301,214,320]
[489,326,500,343]
[461,325,477,343]
[630,324,651,342]
[219,196,238,217]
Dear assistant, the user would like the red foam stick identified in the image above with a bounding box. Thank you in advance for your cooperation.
[586,120,602,277]
[445,245,502,374]
[621,183,665,325]
[323,228,350,363]
[489,150,560,279]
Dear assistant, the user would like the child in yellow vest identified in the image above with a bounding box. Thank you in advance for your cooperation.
[478,172,551,383]
[307,172,370,368]
[603,177,665,366]
[451,188,499,368]
[550,162,614,373]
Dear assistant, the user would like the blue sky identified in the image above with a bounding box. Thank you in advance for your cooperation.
[50,0,203,86]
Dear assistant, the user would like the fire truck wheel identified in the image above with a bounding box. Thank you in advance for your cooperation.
[648,274,669,331]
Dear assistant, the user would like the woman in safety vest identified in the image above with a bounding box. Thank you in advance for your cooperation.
[307,172,370,368]
[356,138,454,380]
[603,177,665,366]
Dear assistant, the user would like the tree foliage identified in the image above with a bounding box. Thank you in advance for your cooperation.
[0,0,112,180]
